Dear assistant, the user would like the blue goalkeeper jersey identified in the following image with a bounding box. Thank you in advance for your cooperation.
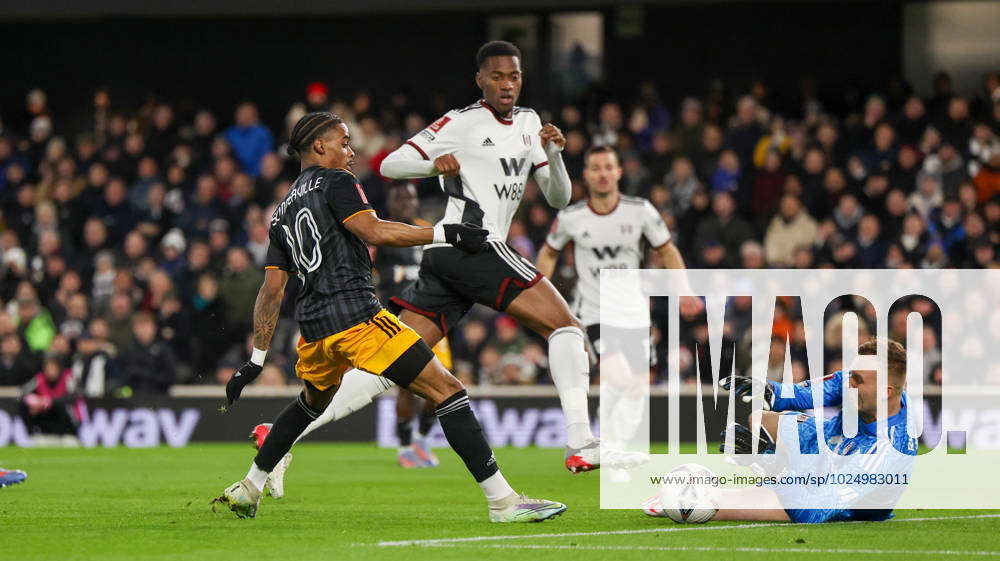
[766,371,917,523]
[768,371,918,457]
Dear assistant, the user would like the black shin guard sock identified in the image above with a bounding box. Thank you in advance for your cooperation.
[435,390,499,482]
[254,393,323,472]
[416,408,436,438]
[396,419,413,447]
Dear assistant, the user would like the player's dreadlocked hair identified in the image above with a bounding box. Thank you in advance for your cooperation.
[286,111,344,159]
[476,40,521,68]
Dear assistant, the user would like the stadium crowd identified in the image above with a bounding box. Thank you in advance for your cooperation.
[0,70,997,416]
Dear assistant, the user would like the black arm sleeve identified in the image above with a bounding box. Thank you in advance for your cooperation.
[324,171,374,223]
[264,227,296,272]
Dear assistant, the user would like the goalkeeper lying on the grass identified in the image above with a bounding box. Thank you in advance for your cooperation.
[646,339,917,523]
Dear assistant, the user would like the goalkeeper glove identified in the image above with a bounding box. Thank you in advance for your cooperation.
[224,361,263,409]
[719,422,776,454]
[438,223,489,253]
[719,375,775,410]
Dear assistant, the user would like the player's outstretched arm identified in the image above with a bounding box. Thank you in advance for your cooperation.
[654,240,704,315]
[224,268,288,408]
[536,243,560,279]
[657,241,687,270]
[380,145,461,180]
[533,124,572,209]
[344,210,488,252]
[379,143,437,178]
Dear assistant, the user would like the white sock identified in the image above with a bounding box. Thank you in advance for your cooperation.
[246,462,268,491]
[548,326,594,448]
[480,471,516,503]
[296,369,396,443]
[611,393,646,443]
[600,385,624,444]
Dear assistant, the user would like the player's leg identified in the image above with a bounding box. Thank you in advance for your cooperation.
[295,368,396,442]
[395,309,443,345]
[714,509,791,521]
[290,268,449,447]
[251,381,334,483]
[214,381,336,518]
[394,390,423,468]
[409,338,450,467]
[402,353,566,522]
[266,312,444,476]
[246,368,396,498]
[415,398,438,442]
[214,337,346,518]
[396,387,417,443]
[505,278,597,470]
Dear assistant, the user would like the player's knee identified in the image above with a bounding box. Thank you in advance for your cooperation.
[539,313,582,339]
[303,382,335,411]
[439,371,465,398]
[566,315,584,332]
[550,310,582,331]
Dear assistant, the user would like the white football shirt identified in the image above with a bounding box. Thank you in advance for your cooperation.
[546,196,671,327]
[403,100,549,247]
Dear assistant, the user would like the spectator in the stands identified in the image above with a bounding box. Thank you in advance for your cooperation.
[855,214,887,267]
[0,331,39,386]
[765,194,819,267]
[694,191,754,267]
[224,102,273,177]
[117,311,175,394]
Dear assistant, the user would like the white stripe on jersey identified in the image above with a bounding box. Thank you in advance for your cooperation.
[490,241,536,281]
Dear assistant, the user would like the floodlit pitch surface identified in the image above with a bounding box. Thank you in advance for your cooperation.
[3,443,998,560]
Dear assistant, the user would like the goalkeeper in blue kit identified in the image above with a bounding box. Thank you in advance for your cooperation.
[722,339,917,523]
[647,339,918,523]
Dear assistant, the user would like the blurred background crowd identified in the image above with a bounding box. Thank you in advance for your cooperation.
[0,65,997,412]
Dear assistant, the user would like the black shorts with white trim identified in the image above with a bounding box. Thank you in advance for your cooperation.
[388,242,541,335]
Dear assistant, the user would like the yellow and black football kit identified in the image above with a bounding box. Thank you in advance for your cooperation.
[265,166,433,389]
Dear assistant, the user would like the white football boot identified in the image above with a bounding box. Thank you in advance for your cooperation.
[564,437,600,473]
[212,478,262,519]
[265,453,292,499]
[488,492,568,523]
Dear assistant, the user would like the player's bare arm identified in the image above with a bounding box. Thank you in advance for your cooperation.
[344,210,434,247]
[657,241,687,270]
[252,268,288,351]
[344,210,488,252]
[536,243,560,279]
[656,241,704,316]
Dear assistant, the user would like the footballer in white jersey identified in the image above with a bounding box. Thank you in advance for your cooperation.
[538,146,696,462]
[379,40,603,473]
[538,146,694,366]
[545,194,671,329]
[402,100,552,247]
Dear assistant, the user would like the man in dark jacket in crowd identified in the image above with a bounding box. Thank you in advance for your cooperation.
[117,311,175,393]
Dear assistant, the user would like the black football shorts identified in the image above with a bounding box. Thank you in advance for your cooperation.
[388,241,541,334]
[586,323,655,374]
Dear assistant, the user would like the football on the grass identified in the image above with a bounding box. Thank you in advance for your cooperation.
[658,463,719,523]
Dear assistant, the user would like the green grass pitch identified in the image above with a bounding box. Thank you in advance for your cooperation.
[2,443,998,560]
